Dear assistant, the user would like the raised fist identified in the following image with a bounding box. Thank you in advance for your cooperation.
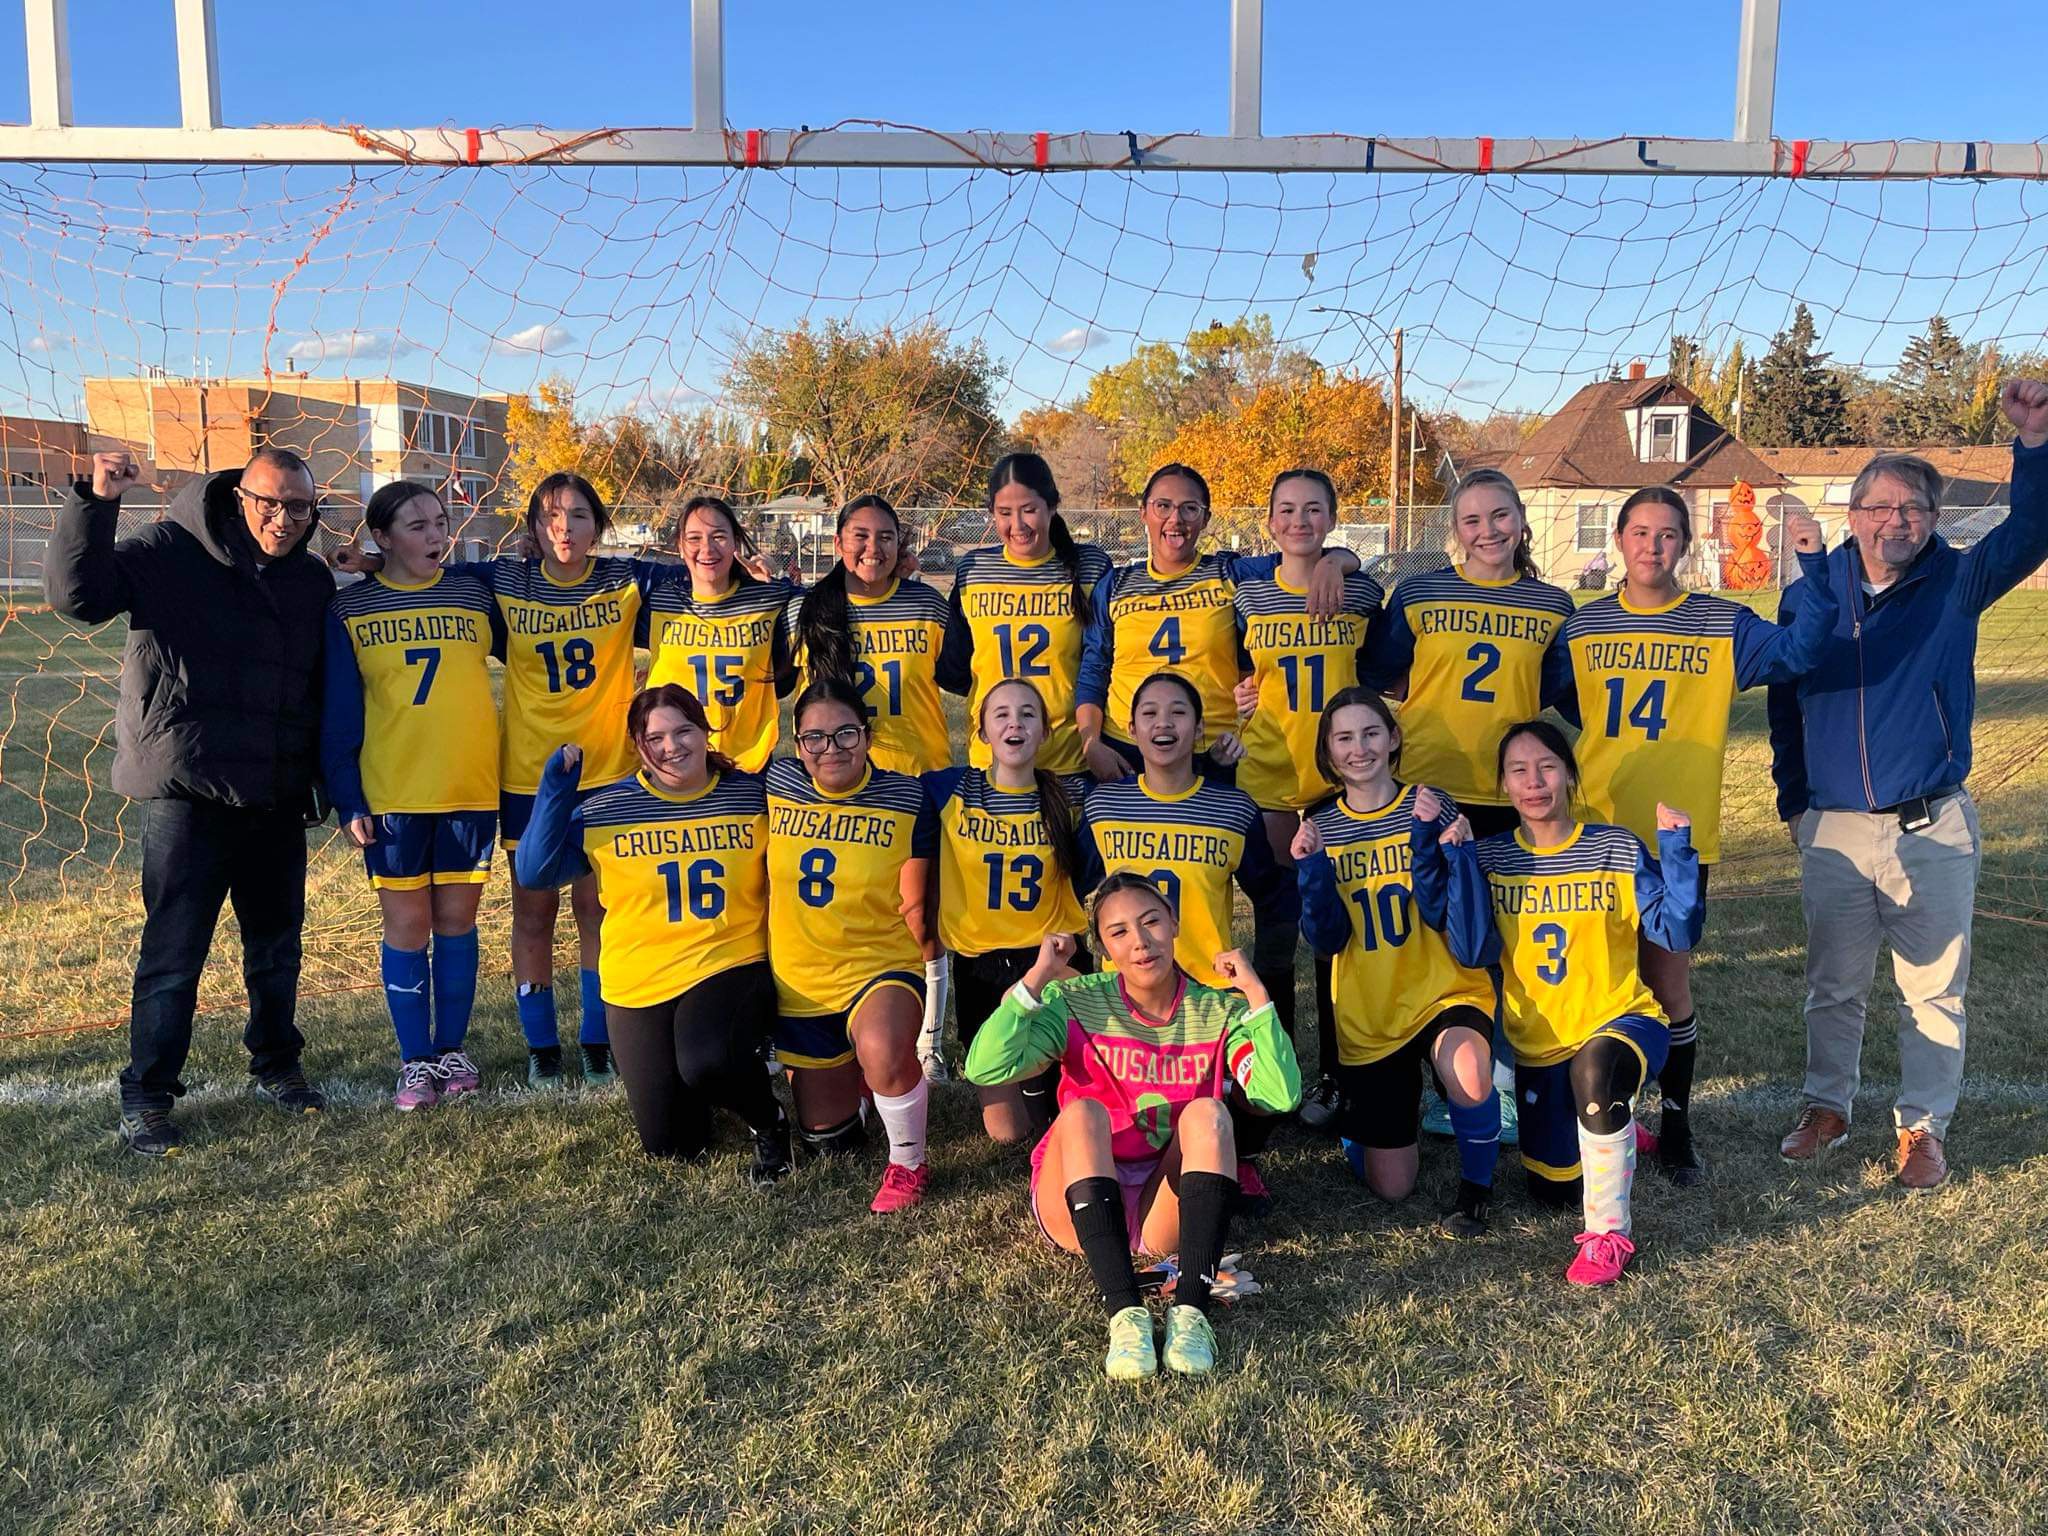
[91,451,140,502]
[1290,814,1324,861]
[2001,378,2048,446]
[1412,786,1443,825]
[1655,802,1691,832]
[1783,507,1824,554]
[1233,673,1260,722]
[1438,814,1474,847]
[1036,932,1078,972]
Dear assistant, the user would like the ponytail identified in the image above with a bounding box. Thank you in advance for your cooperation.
[1047,513,1093,625]
[1512,531,1540,580]
[1034,769,1083,890]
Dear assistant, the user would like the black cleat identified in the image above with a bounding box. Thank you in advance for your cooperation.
[118,1104,183,1157]
[1438,1177,1492,1239]
[579,1042,617,1088]
[253,1067,325,1114]
[1298,1074,1342,1135]
[526,1045,568,1092]
[1656,1110,1707,1188]
[747,1124,795,1188]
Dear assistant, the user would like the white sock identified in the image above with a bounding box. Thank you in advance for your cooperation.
[871,1078,930,1169]
[1578,1120,1635,1235]
[918,956,951,1079]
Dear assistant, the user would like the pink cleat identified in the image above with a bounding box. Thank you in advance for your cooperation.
[392,1060,440,1112]
[1565,1230,1637,1287]
[1633,1121,1659,1158]
[434,1049,482,1099]
[870,1161,929,1213]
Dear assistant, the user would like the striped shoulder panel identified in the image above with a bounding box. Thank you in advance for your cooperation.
[577,772,767,828]
[1310,783,1418,845]
[765,761,927,815]
[1561,592,1742,640]
[863,580,951,623]
[1395,568,1573,617]
[1084,779,1259,835]
[646,575,797,618]
[1104,556,1235,603]
[331,570,496,620]
[956,543,1115,591]
[1231,569,1385,618]
[1474,822,1643,877]
[490,556,638,603]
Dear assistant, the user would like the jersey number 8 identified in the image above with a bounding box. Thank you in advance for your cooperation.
[797,847,838,908]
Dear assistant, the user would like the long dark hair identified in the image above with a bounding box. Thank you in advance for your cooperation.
[1269,466,1337,516]
[989,451,1091,625]
[1312,685,1401,788]
[1495,717,1580,802]
[527,471,611,542]
[1089,869,1179,946]
[979,677,1082,887]
[364,478,442,537]
[1616,485,1692,550]
[1142,462,1212,511]
[1129,669,1204,732]
[678,495,760,584]
[796,494,900,687]
[1449,467,1540,579]
[627,683,737,777]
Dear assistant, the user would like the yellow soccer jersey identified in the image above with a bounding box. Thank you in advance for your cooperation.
[575,771,770,1009]
[785,579,953,775]
[644,574,798,772]
[943,542,1115,774]
[1472,824,1686,1065]
[1077,775,1296,988]
[1234,570,1384,811]
[1370,567,1574,806]
[1300,787,1498,1066]
[490,556,647,794]
[1553,569,1832,864]
[1079,551,1280,751]
[924,766,1090,956]
[324,569,501,816]
[764,759,939,1016]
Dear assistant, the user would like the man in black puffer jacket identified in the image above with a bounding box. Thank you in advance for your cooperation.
[45,447,336,1155]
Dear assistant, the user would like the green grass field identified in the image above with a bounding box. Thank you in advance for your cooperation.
[4,594,2048,1534]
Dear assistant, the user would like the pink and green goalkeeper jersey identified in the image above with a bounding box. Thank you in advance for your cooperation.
[962,969,1302,1163]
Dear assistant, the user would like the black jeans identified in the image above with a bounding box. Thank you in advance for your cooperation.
[121,798,308,1108]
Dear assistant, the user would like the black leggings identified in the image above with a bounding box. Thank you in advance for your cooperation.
[605,960,783,1159]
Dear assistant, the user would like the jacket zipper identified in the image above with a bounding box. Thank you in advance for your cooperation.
[1853,608,1876,810]
[1932,687,1953,765]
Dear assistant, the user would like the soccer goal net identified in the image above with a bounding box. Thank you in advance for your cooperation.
[2,160,2045,1037]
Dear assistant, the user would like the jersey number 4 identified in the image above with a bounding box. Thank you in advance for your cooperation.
[656,858,725,922]
[1147,617,1185,666]
[1602,677,1669,740]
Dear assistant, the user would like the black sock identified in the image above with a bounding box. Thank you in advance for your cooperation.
[1019,1066,1059,1136]
[1256,966,1298,1043]
[1066,1176,1141,1315]
[1313,953,1337,1079]
[1661,1015,1698,1113]
[1174,1170,1237,1314]
[1230,1098,1281,1160]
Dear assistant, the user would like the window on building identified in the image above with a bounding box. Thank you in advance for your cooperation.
[1576,503,1608,551]
[403,407,482,459]
[1649,414,1680,462]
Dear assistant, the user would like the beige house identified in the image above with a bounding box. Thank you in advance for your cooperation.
[1446,363,1787,589]
[84,372,516,543]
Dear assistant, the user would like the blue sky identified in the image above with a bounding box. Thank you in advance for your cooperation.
[0,1,2044,424]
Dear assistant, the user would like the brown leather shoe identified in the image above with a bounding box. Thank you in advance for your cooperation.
[1780,1104,1850,1161]
[1896,1129,1949,1190]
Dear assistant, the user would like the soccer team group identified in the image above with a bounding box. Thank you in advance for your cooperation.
[321,445,1839,1380]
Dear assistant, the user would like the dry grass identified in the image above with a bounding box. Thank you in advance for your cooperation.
[3,595,2048,1534]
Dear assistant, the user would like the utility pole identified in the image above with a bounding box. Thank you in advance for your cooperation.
[1389,326,1403,548]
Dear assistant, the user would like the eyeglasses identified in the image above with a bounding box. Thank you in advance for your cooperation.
[1851,501,1932,522]
[795,725,866,754]
[236,486,319,523]
[1145,498,1206,519]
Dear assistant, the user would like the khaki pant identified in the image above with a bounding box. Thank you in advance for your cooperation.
[1794,792,1980,1137]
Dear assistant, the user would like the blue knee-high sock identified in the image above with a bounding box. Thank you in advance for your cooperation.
[1448,1092,1502,1188]
[578,967,607,1046]
[515,983,559,1050]
[381,943,433,1062]
[430,928,479,1053]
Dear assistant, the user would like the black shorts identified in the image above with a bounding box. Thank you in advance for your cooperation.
[1337,1003,1493,1149]
[955,942,1095,1050]
[1461,802,1521,840]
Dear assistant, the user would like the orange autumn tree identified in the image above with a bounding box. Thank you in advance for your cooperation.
[1157,371,1439,539]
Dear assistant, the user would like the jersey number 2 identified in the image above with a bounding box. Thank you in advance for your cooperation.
[1460,642,1501,703]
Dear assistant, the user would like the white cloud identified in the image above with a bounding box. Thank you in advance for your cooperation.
[1047,325,1109,358]
[26,334,68,355]
[285,330,419,365]
[492,322,578,356]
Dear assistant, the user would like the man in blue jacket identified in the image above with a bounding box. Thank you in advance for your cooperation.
[1769,378,2048,1189]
